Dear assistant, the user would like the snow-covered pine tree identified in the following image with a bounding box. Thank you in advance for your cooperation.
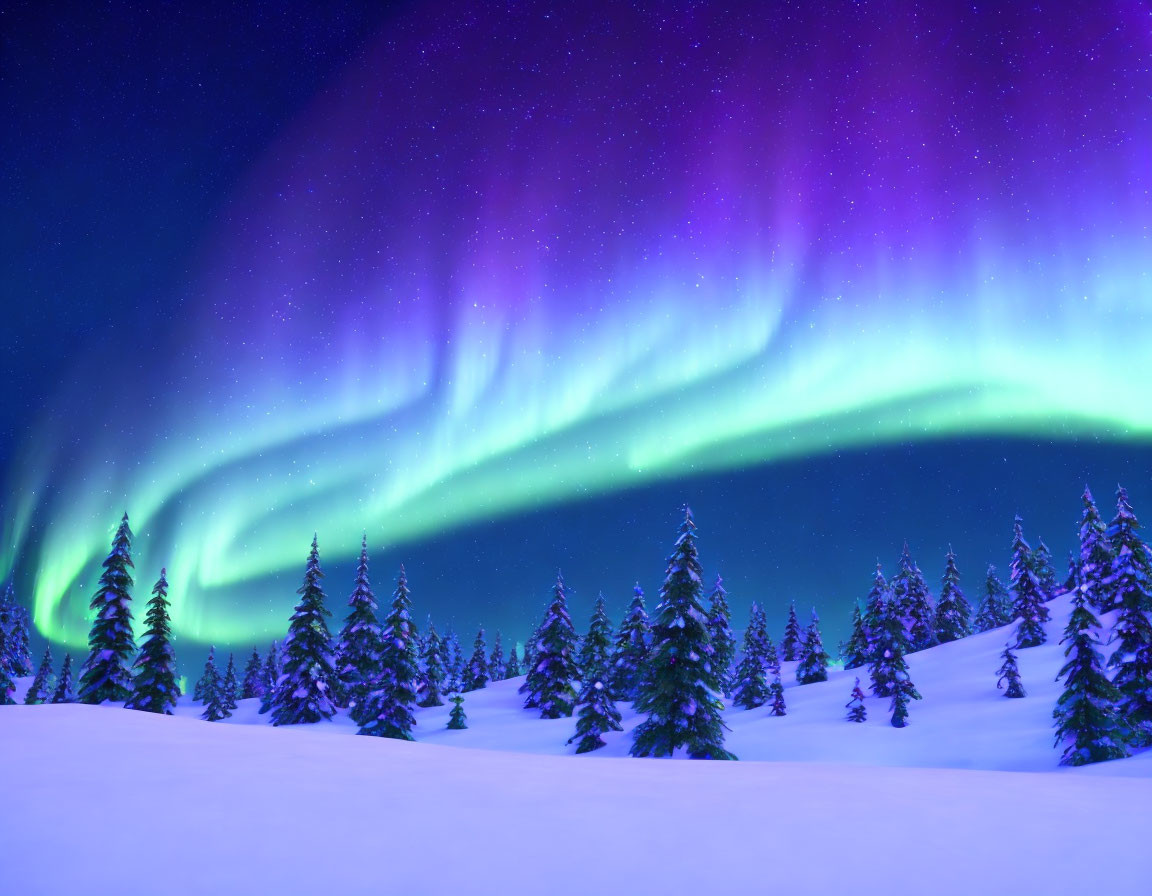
[996,643,1025,698]
[270,536,337,726]
[78,513,137,704]
[845,677,867,722]
[765,631,781,677]
[868,585,909,699]
[1079,486,1114,612]
[1106,543,1152,747]
[768,674,786,717]
[447,693,467,729]
[418,619,447,707]
[505,642,521,678]
[1053,575,1128,765]
[1104,485,1152,613]
[0,585,33,678]
[444,629,463,693]
[935,547,972,643]
[24,647,55,705]
[358,565,420,739]
[1031,538,1060,600]
[221,653,239,713]
[631,508,735,760]
[488,631,506,682]
[1010,516,1049,648]
[334,536,383,717]
[781,600,802,662]
[862,563,889,656]
[257,642,279,714]
[578,593,614,691]
[893,544,937,651]
[51,654,74,703]
[609,583,650,701]
[195,646,218,703]
[241,648,264,700]
[1064,551,1079,596]
[568,679,622,754]
[522,573,580,718]
[732,602,771,710]
[795,609,829,684]
[889,665,920,728]
[0,621,15,705]
[125,568,180,714]
[199,648,227,721]
[464,627,490,692]
[706,575,736,696]
[973,565,1010,632]
[841,602,869,670]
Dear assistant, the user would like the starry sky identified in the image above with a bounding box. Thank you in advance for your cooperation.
[2,1,1150,660]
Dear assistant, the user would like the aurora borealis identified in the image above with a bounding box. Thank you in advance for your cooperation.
[2,2,1151,651]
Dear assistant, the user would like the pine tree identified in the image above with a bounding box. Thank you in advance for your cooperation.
[935,547,972,643]
[1064,551,1079,596]
[257,642,280,714]
[195,646,218,703]
[609,583,650,701]
[768,674,787,717]
[488,631,506,682]
[241,648,264,700]
[781,601,802,662]
[464,627,490,692]
[578,593,614,691]
[1010,516,1049,648]
[25,647,55,705]
[706,575,736,696]
[732,602,771,710]
[868,585,909,699]
[418,619,447,707]
[889,667,920,728]
[358,565,420,740]
[568,679,622,754]
[631,508,735,760]
[334,536,383,716]
[795,609,829,684]
[447,693,467,729]
[845,677,867,722]
[521,573,580,718]
[505,642,522,678]
[78,513,136,704]
[1031,538,1059,600]
[1053,577,1128,766]
[841,602,869,670]
[0,586,33,678]
[1104,485,1152,612]
[221,653,239,713]
[0,621,15,705]
[125,569,180,714]
[893,544,937,651]
[199,648,226,721]
[270,536,337,726]
[1079,486,1114,612]
[1106,544,1152,747]
[51,654,74,703]
[974,565,1011,632]
[995,643,1025,698]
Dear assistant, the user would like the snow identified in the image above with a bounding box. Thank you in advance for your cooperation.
[1,591,1150,894]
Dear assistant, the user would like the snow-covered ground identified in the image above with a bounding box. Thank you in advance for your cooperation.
[2,591,1150,894]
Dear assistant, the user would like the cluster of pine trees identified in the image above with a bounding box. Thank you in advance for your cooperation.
[3,484,1150,769]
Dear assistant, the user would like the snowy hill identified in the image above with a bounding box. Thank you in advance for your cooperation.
[2,591,1150,894]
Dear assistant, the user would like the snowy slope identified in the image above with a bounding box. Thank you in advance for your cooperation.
[2,591,1150,894]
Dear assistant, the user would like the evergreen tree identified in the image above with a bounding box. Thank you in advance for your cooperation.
[505,642,522,678]
[893,543,937,651]
[1053,576,1128,765]
[199,648,226,721]
[609,583,650,701]
[1010,516,1049,648]
[845,677,867,722]
[862,563,889,656]
[51,654,74,703]
[974,565,1011,632]
[358,565,420,739]
[1106,544,1152,747]
[795,608,829,685]
[447,693,467,729]
[841,602,869,670]
[334,536,383,716]
[768,673,787,717]
[1104,485,1152,612]
[1031,538,1060,600]
[732,602,771,710]
[868,585,909,699]
[995,643,1025,698]
[221,653,239,713]
[25,647,55,705]
[257,642,280,714]
[521,573,580,718]
[0,586,33,678]
[195,646,218,704]
[126,569,180,714]
[889,666,920,728]
[241,648,264,700]
[934,547,972,643]
[464,627,490,692]
[781,601,802,662]
[0,621,15,705]
[444,629,464,694]
[705,575,736,696]
[631,508,735,760]
[78,513,137,704]
[578,593,614,691]
[568,679,622,754]
[270,536,337,726]
[1064,551,1079,596]
[488,631,506,682]
[418,619,447,708]
[1079,486,1114,612]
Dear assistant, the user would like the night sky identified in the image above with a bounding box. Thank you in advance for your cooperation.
[3,1,1150,661]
